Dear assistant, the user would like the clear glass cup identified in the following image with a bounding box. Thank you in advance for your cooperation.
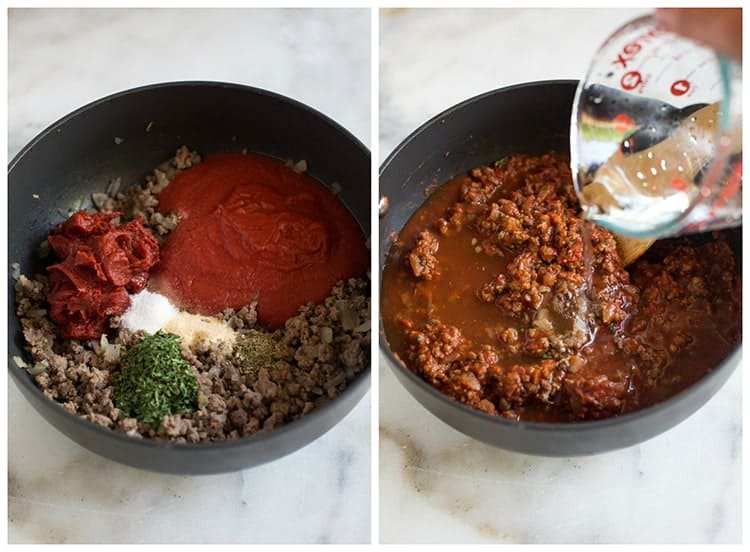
[571,14,742,239]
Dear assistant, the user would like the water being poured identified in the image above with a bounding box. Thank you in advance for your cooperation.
[573,219,597,346]
[560,218,596,348]
[580,219,595,297]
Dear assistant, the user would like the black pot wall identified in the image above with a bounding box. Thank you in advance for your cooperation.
[9,81,371,474]
[379,80,741,456]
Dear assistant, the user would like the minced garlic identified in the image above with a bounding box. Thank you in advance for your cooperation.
[164,311,236,350]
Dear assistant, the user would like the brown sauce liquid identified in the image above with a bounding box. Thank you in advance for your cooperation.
[383,176,528,367]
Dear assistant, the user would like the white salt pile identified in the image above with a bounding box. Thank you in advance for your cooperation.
[122,289,236,349]
[121,289,177,334]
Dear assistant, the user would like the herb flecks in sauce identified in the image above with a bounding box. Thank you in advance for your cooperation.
[112,331,198,427]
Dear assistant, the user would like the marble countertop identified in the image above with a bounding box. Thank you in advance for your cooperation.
[379,8,741,544]
[8,8,370,544]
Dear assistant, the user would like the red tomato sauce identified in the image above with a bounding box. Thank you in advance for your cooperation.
[150,152,368,329]
[47,211,160,339]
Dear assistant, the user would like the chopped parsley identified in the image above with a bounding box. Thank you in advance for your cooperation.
[112,331,198,428]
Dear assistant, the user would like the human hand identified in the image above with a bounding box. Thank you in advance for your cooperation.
[654,8,742,61]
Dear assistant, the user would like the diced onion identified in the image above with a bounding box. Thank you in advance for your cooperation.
[100,335,122,363]
[533,308,554,333]
[91,192,109,209]
[337,301,358,330]
[354,320,371,333]
[28,361,48,376]
[320,326,334,343]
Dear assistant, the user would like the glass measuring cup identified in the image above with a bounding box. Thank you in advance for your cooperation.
[571,14,742,239]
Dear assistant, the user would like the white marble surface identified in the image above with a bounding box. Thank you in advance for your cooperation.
[379,8,741,544]
[8,8,370,544]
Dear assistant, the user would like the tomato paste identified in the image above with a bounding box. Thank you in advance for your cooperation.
[47,211,160,339]
[151,152,368,329]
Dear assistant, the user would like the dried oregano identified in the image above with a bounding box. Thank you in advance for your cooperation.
[233,330,284,379]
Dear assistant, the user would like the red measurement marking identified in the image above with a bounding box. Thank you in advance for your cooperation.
[613,54,628,69]
[613,113,634,134]
[671,177,688,191]
[670,79,691,96]
[621,71,643,91]
[611,29,664,68]
[613,44,642,68]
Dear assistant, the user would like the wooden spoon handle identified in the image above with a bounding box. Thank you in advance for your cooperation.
[615,235,655,266]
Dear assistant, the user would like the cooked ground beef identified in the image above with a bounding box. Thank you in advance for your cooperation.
[408,230,440,280]
[382,152,740,422]
[13,147,370,442]
[95,146,197,240]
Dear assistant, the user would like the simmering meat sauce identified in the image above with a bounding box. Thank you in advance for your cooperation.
[381,153,741,422]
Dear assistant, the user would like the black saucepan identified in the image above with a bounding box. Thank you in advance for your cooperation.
[379,80,741,456]
[9,81,371,474]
